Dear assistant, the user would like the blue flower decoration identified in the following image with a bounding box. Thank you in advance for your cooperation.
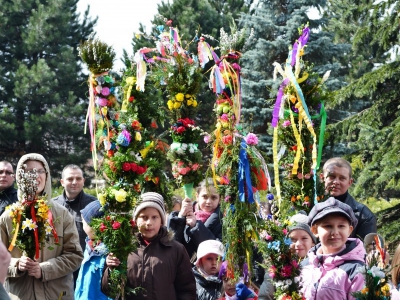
[267,193,274,201]
[268,241,281,251]
[157,25,164,32]
[284,237,292,246]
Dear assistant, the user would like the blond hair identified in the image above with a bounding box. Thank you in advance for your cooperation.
[323,157,352,178]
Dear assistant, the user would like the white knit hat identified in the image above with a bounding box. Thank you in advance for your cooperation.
[195,240,224,266]
[133,192,166,225]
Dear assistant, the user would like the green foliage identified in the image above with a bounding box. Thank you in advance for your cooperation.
[79,38,116,74]
[0,0,96,175]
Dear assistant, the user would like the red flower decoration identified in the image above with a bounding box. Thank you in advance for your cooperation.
[151,120,158,128]
[122,162,131,172]
[130,220,136,228]
[166,19,173,26]
[176,126,186,133]
[100,223,107,232]
[131,120,141,130]
[112,221,121,230]
[222,135,233,145]
[130,163,138,172]
[129,96,135,102]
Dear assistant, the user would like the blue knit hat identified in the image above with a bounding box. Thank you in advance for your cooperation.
[81,200,104,224]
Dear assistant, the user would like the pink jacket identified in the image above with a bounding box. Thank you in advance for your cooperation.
[301,238,366,300]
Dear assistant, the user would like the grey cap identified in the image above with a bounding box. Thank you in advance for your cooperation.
[307,197,358,228]
[288,211,317,244]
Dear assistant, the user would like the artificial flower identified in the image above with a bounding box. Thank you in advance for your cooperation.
[112,221,121,230]
[114,189,127,203]
[245,133,258,145]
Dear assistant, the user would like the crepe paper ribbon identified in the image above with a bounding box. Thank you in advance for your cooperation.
[316,102,326,170]
[139,141,154,159]
[134,48,154,92]
[374,235,386,263]
[47,209,59,244]
[272,127,282,210]
[272,78,290,127]
[291,26,310,67]
[8,211,22,252]
[84,73,107,170]
[198,40,214,68]
[122,76,136,112]
[210,65,226,94]
[288,107,304,175]
[238,140,254,204]
[211,123,222,188]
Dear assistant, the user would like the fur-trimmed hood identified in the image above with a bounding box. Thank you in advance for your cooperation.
[16,153,52,201]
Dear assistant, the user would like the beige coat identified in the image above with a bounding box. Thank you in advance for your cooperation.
[0,200,83,300]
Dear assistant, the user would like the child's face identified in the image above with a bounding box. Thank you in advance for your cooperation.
[289,229,315,258]
[323,165,353,197]
[82,218,96,240]
[172,202,181,212]
[197,186,220,212]
[222,276,237,296]
[136,207,162,240]
[312,214,353,254]
[200,253,221,275]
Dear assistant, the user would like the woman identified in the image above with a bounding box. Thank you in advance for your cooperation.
[0,153,83,300]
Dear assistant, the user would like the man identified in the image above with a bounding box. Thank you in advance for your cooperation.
[52,164,96,284]
[321,157,377,240]
[0,161,18,216]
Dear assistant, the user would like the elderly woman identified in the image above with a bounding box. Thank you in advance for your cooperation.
[0,153,83,300]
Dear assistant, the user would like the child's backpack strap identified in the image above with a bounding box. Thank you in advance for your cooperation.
[337,260,365,281]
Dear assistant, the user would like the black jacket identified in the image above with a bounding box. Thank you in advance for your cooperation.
[52,190,97,253]
[167,204,222,260]
[0,185,18,216]
[342,192,377,240]
[193,266,222,300]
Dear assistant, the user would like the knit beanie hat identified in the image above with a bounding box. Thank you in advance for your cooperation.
[81,200,104,224]
[16,153,52,201]
[288,211,317,244]
[133,192,166,225]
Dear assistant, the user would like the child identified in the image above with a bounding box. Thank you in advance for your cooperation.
[391,243,400,299]
[102,192,196,300]
[74,200,112,300]
[193,239,224,300]
[301,197,366,300]
[258,211,316,300]
[218,261,258,300]
[168,178,222,260]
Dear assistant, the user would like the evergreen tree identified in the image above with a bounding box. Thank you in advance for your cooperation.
[239,0,351,155]
[325,0,400,200]
[0,0,96,177]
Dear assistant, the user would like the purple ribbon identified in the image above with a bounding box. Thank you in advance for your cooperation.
[291,27,310,66]
[271,78,289,127]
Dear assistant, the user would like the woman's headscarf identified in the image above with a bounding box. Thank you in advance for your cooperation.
[16,153,52,201]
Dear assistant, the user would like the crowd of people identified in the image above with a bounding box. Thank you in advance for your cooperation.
[0,155,399,300]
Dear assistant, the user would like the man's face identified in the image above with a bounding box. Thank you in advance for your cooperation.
[323,165,353,197]
[0,162,15,191]
[61,168,85,199]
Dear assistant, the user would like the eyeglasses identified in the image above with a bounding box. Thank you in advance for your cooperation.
[0,170,14,176]
[26,169,47,175]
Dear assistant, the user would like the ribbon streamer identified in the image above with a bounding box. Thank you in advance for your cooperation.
[238,140,254,204]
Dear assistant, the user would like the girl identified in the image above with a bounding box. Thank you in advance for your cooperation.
[193,239,224,300]
[103,192,196,300]
[258,211,316,300]
[301,197,366,300]
[218,261,258,300]
[391,243,400,299]
[168,178,222,260]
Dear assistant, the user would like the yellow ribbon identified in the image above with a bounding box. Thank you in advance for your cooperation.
[122,76,136,112]
[211,123,222,188]
[139,141,154,159]
[288,105,304,175]
[8,211,21,252]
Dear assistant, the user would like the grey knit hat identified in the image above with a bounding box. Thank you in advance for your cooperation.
[288,211,317,244]
[133,192,166,225]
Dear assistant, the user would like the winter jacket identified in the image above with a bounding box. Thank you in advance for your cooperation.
[0,200,83,300]
[101,226,196,300]
[167,203,222,259]
[52,190,97,252]
[193,266,222,300]
[301,238,366,300]
[74,239,112,300]
[0,186,17,216]
[341,193,377,240]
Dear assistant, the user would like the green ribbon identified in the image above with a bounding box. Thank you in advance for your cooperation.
[316,102,326,171]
